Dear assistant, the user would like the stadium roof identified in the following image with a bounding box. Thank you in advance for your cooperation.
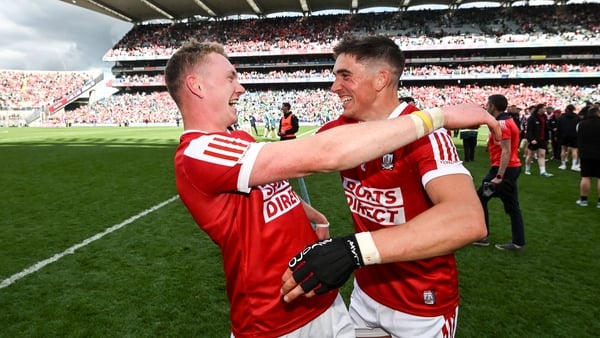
[61,0,519,23]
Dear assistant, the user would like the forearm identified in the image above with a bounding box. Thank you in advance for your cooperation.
[281,176,487,301]
[253,103,499,187]
[361,175,485,263]
[301,199,328,225]
[371,198,484,263]
[498,147,510,176]
[255,109,438,182]
[301,113,426,171]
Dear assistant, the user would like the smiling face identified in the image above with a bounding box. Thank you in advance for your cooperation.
[196,53,245,128]
[330,53,380,121]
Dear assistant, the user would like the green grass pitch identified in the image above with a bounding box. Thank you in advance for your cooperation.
[0,126,598,337]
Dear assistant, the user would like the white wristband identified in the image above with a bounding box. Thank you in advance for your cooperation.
[355,232,381,265]
[428,107,444,130]
[315,223,330,228]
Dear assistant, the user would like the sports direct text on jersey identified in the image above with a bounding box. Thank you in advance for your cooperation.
[343,178,406,226]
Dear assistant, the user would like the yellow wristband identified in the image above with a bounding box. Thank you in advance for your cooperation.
[412,110,434,133]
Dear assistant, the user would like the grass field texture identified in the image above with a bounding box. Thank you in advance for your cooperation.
[0,126,598,337]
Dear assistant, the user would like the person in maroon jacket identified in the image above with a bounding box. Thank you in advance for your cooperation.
[524,103,554,176]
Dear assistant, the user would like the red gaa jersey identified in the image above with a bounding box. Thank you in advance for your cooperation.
[175,130,337,338]
[320,104,470,317]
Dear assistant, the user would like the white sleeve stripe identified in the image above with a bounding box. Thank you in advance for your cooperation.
[237,143,264,193]
[184,135,251,167]
[422,129,469,186]
[422,166,471,187]
[429,129,459,162]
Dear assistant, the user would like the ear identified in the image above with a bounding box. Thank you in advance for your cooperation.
[374,70,389,91]
[185,74,203,98]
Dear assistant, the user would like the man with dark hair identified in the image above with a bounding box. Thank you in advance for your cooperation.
[278,102,299,141]
[473,94,526,251]
[557,104,580,171]
[575,104,600,207]
[548,108,561,162]
[282,35,491,338]
[399,96,416,105]
[525,103,553,176]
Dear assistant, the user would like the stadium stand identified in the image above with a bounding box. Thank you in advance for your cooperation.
[2,3,599,127]
[0,70,102,127]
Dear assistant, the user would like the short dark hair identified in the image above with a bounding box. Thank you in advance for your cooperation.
[589,106,600,118]
[531,103,546,115]
[565,104,576,114]
[282,102,291,110]
[488,94,508,112]
[333,35,405,86]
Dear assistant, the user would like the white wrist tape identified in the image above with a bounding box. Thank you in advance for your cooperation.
[428,108,444,130]
[355,232,381,265]
[408,114,427,139]
[315,223,330,228]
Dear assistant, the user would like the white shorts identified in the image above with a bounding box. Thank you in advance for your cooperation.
[231,294,354,338]
[349,280,459,338]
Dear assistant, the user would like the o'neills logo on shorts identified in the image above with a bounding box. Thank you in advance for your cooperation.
[343,178,405,226]
[260,181,301,223]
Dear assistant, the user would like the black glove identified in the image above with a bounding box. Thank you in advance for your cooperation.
[288,234,364,295]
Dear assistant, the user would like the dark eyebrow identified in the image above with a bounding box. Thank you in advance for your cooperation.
[334,68,351,75]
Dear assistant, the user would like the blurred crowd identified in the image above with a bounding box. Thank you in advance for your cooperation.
[109,63,600,86]
[1,4,599,126]
[104,4,599,58]
[0,70,97,110]
[45,84,599,126]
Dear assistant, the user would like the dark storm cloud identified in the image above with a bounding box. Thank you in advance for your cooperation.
[0,0,131,71]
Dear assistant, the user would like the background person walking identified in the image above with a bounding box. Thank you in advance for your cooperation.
[575,104,600,208]
[525,103,553,177]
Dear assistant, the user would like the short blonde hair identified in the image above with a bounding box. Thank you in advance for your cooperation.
[164,39,227,106]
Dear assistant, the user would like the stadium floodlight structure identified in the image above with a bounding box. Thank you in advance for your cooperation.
[300,0,310,12]
[193,0,217,16]
[246,0,263,14]
[140,0,175,20]
[81,0,132,22]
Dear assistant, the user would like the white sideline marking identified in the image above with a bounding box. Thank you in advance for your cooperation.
[0,195,180,290]
[297,127,318,137]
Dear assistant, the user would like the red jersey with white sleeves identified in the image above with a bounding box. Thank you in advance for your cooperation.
[175,130,336,338]
[488,113,522,167]
[319,104,470,317]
